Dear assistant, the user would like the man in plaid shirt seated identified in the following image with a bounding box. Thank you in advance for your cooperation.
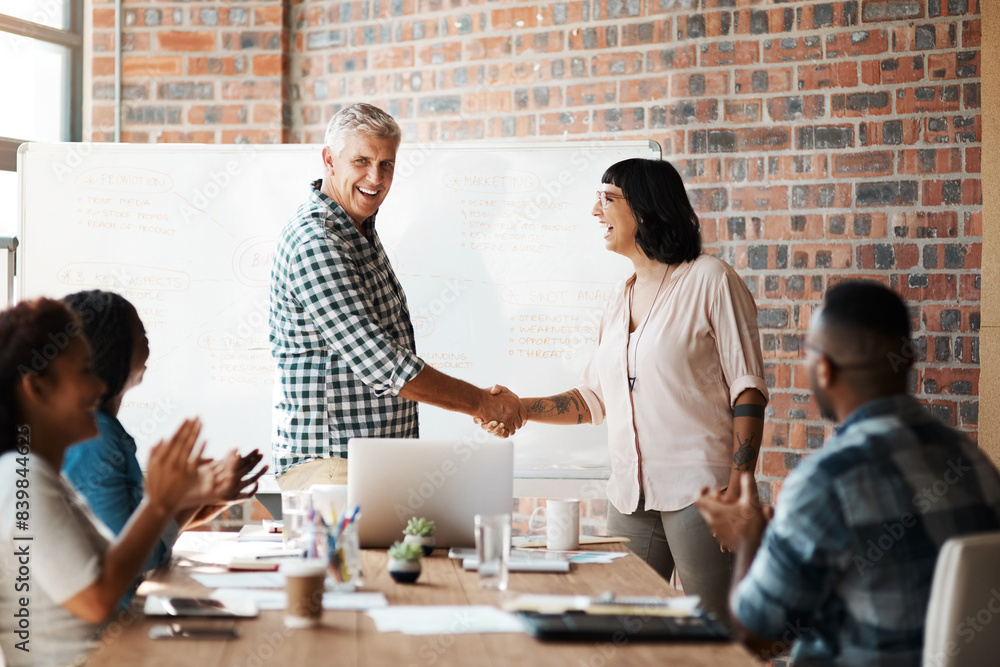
[269,103,526,489]
[697,281,1000,665]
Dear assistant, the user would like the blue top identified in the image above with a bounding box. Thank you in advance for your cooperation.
[63,409,179,606]
[734,394,1000,666]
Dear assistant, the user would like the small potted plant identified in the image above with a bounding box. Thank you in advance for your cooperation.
[387,541,423,584]
[403,517,436,556]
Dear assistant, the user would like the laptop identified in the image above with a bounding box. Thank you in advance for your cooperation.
[346,438,514,548]
[517,611,730,642]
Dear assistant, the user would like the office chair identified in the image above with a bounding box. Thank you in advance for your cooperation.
[923,530,1000,667]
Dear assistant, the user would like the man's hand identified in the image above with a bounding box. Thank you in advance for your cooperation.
[475,384,527,438]
[696,472,772,554]
[146,418,206,515]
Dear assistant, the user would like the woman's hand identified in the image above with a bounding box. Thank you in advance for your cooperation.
[145,418,205,515]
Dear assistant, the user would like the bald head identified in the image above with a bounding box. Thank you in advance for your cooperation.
[808,281,913,392]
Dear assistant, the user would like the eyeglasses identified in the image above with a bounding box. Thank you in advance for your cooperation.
[596,190,625,209]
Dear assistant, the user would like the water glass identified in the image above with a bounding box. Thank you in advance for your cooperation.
[475,513,511,591]
[281,490,312,549]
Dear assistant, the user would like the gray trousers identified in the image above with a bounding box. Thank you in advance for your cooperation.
[607,499,732,627]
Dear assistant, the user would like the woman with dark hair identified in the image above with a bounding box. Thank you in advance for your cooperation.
[482,158,768,624]
[61,290,266,591]
[0,299,204,666]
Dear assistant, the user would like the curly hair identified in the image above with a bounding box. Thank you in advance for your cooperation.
[63,290,137,411]
[601,158,702,265]
[0,298,82,454]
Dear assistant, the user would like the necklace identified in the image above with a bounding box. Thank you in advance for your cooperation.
[627,265,671,392]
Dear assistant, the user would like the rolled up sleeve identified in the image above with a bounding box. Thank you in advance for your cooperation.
[289,236,424,396]
[711,268,770,407]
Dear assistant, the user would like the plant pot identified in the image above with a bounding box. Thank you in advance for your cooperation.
[403,534,436,557]
[387,558,421,584]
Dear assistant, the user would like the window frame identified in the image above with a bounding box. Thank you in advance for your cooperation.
[0,3,83,171]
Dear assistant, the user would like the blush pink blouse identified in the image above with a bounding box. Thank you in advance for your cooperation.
[576,254,769,513]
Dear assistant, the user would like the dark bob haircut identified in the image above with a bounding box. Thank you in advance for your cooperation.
[602,158,701,265]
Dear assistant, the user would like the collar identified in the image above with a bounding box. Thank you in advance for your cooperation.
[309,179,376,237]
[834,394,922,435]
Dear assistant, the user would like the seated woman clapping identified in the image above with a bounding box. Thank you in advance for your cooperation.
[0,298,206,666]
[61,290,267,597]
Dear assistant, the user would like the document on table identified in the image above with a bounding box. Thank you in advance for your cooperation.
[192,572,285,589]
[366,606,525,635]
[212,589,387,611]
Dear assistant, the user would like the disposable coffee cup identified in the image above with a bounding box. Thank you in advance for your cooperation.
[282,559,326,628]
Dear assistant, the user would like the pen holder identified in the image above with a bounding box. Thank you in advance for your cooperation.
[327,520,362,587]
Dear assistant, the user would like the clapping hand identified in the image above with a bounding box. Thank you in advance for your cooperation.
[180,449,268,509]
[145,418,206,515]
[474,384,527,438]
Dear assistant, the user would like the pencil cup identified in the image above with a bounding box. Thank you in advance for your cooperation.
[529,499,580,551]
[282,559,326,628]
[475,513,511,591]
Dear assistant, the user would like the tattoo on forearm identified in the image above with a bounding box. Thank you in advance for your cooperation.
[527,390,588,421]
[733,432,758,472]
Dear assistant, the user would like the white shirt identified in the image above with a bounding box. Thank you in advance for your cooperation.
[576,254,769,513]
[0,452,112,667]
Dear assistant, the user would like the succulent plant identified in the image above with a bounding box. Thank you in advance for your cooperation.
[388,541,424,561]
[403,517,436,537]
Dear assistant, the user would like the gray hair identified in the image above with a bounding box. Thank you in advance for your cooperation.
[323,103,401,154]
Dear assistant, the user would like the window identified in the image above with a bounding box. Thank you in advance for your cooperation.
[0,1,81,238]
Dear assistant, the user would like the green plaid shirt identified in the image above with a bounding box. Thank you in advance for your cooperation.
[269,180,424,476]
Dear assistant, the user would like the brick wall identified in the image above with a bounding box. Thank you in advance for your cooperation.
[87,0,983,506]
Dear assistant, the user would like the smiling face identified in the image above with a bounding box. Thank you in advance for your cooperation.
[321,132,398,227]
[39,335,107,448]
[593,184,639,259]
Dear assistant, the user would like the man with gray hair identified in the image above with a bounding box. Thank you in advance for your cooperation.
[270,103,525,489]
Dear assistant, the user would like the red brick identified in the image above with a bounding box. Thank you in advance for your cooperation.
[798,62,859,90]
[252,54,283,77]
[730,186,788,212]
[439,11,488,37]
[676,11,732,39]
[860,118,921,146]
[157,30,217,52]
[538,111,589,136]
[832,91,893,117]
[897,148,962,175]
[832,151,893,177]
[93,7,115,28]
[966,147,981,173]
[514,30,565,55]
[922,368,979,396]
[763,37,824,64]
[734,67,794,94]
[921,178,980,206]
[924,115,979,143]
[620,78,668,104]
[763,215,824,241]
[723,100,761,124]
[462,91,511,115]
[789,244,852,270]
[157,130,217,143]
[962,19,981,47]
[862,1,926,24]
[671,71,728,98]
[621,20,671,47]
[189,56,249,76]
[645,45,698,73]
[590,53,644,77]
[964,210,981,236]
[253,6,283,27]
[699,41,759,67]
[824,29,890,57]
[860,55,925,85]
[188,105,248,125]
[490,6,544,30]
[892,23,956,52]
[372,46,414,69]
[770,155,829,181]
[892,273,957,302]
[221,129,281,143]
[959,274,980,301]
[592,107,644,133]
[767,95,825,122]
[891,211,959,238]
[565,82,616,107]
[122,56,183,77]
[791,183,853,209]
[252,104,282,124]
[93,57,114,76]
[826,213,889,239]
[922,305,979,333]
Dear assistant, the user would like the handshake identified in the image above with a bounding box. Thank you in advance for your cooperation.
[474,384,527,438]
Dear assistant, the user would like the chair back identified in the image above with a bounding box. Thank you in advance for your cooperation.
[923,531,1000,667]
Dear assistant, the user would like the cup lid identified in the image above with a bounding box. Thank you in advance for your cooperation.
[281,558,327,577]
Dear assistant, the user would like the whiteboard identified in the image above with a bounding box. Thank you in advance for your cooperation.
[18,141,658,475]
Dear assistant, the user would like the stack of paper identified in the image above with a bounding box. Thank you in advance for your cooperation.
[366,606,524,635]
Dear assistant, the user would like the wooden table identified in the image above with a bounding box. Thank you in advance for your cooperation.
[86,533,759,666]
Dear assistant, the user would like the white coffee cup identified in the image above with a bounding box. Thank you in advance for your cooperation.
[529,498,580,551]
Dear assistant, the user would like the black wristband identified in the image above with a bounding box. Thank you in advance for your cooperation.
[734,403,765,419]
